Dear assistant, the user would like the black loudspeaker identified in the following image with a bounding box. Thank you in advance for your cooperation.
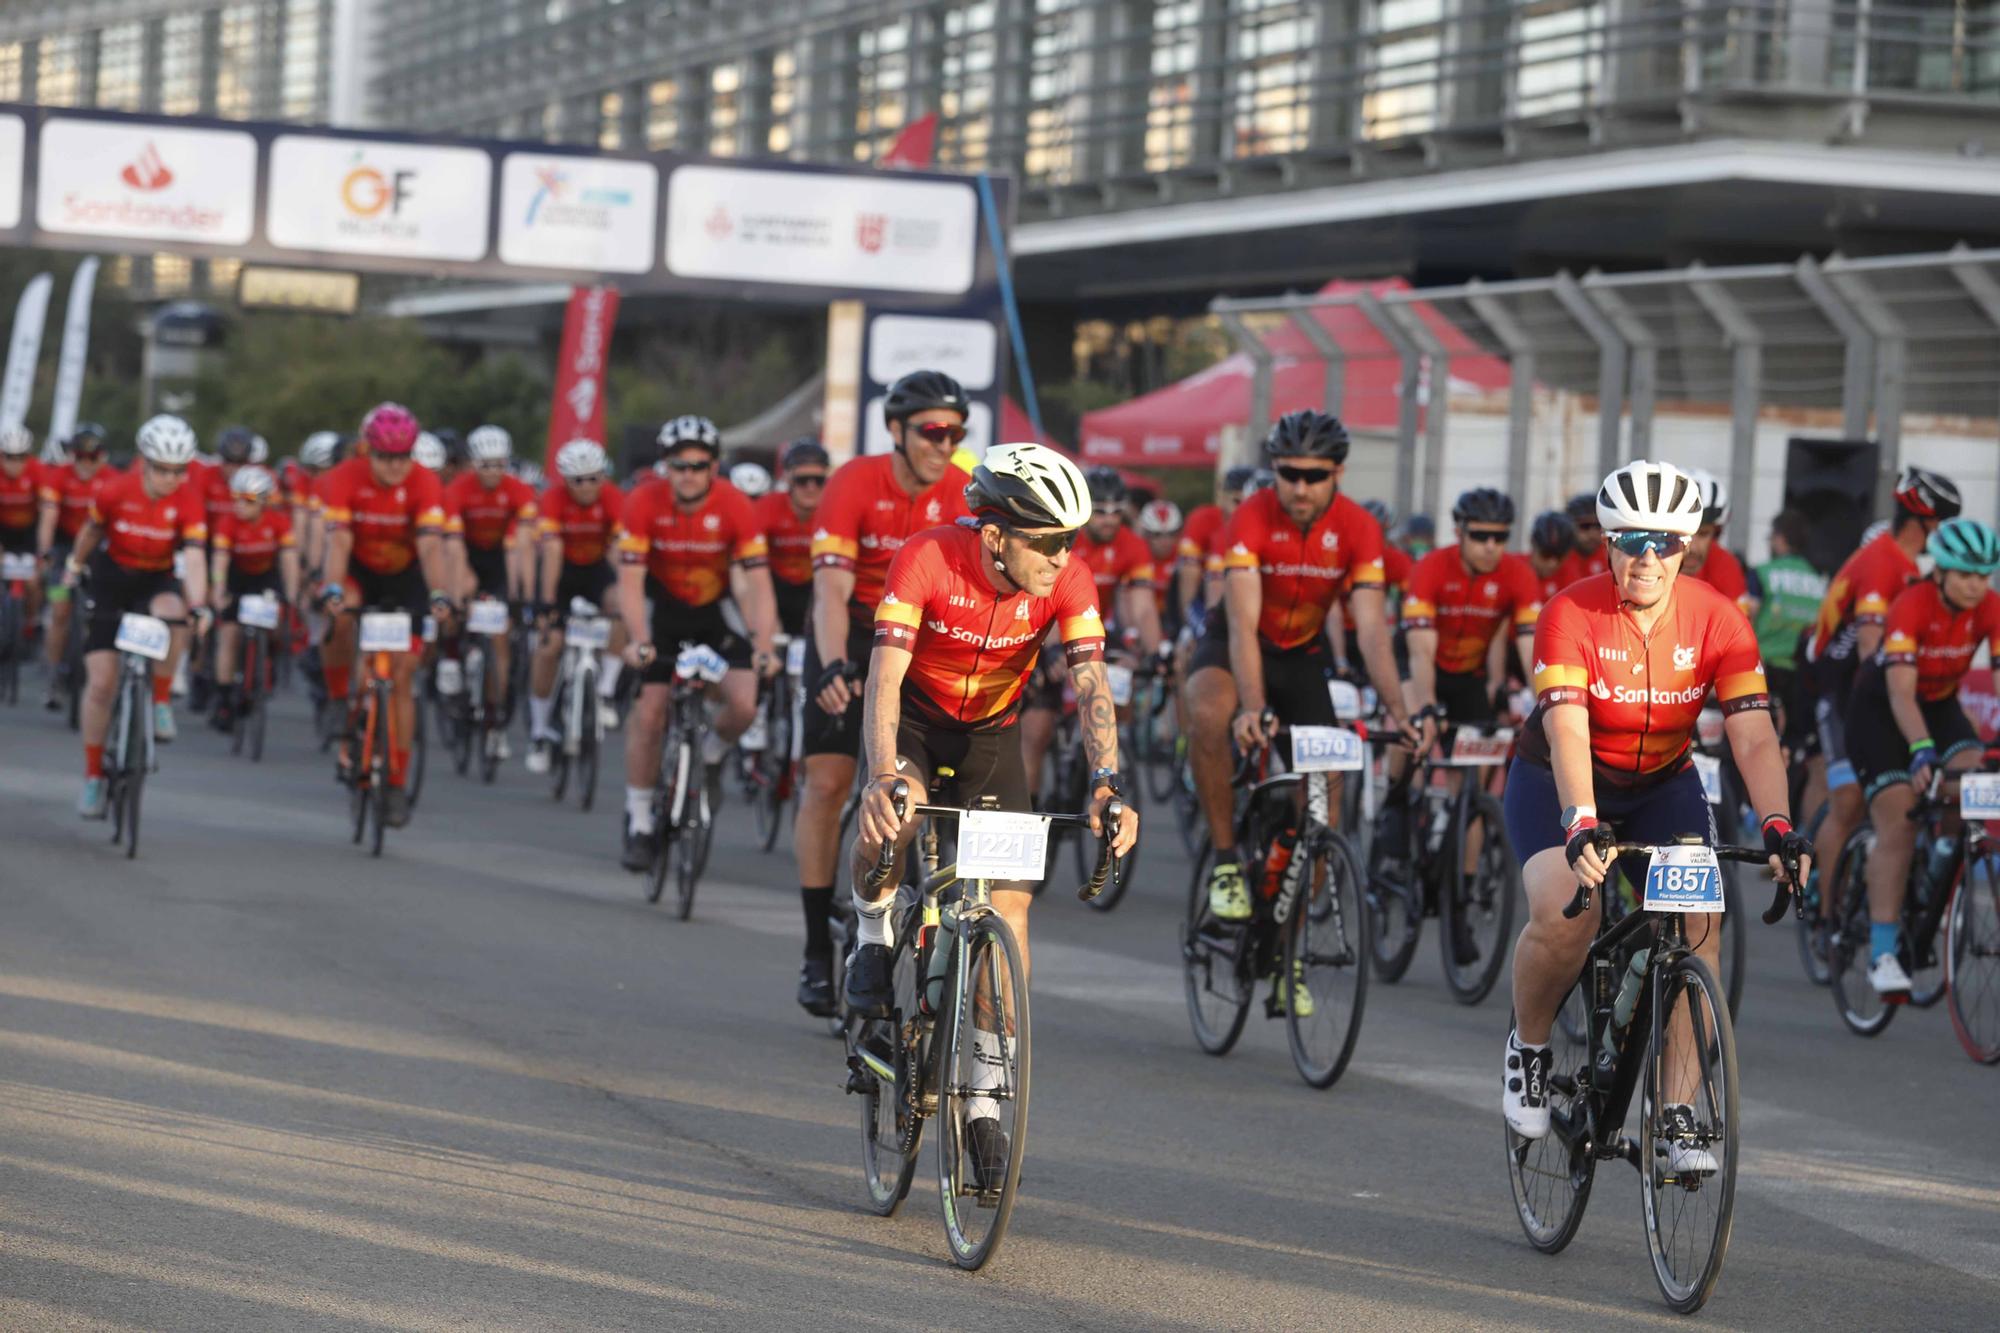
[1783,437,1879,574]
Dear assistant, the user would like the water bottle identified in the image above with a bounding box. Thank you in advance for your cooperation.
[923,902,959,1014]
[1261,828,1300,901]
[1922,835,1956,901]
[1612,947,1651,1030]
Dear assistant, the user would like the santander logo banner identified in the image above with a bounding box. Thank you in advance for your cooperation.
[37,118,256,244]
[547,285,620,457]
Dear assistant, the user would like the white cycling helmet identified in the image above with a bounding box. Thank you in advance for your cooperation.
[299,430,341,469]
[964,442,1093,530]
[0,424,33,457]
[1137,498,1183,536]
[729,461,772,497]
[136,414,200,466]
[555,439,609,479]
[467,424,513,463]
[412,431,446,471]
[1596,459,1703,537]
[515,460,545,490]
[1686,467,1729,528]
[229,464,276,499]
[248,433,270,465]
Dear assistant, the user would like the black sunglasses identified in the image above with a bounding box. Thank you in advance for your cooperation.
[1462,528,1511,545]
[666,458,713,473]
[1007,526,1080,557]
[1274,464,1334,485]
[1608,530,1688,558]
[788,472,828,487]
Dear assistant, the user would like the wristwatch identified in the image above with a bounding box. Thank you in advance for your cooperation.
[1089,767,1126,797]
[1560,804,1597,832]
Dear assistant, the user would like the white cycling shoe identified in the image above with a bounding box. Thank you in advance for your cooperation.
[1502,1030,1551,1139]
[1868,952,1914,998]
[1658,1102,1719,1175]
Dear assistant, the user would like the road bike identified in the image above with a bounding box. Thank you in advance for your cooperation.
[846,775,1123,1269]
[229,591,282,763]
[105,611,171,859]
[1506,829,1802,1313]
[1946,772,2000,1062]
[454,596,512,784]
[643,643,725,919]
[1688,708,1750,1016]
[1130,655,1180,805]
[1182,722,1370,1088]
[0,550,38,704]
[546,597,612,811]
[738,632,800,852]
[338,608,415,857]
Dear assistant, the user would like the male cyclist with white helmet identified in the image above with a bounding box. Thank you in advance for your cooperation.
[64,415,211,815]
[292,431,343,573]
[1682,469,1757,618]
[526,439,627,772]
[445,424,538,757]
[1501,460,1806,1157]
[1136,497,1184,630]
[759,438,829,640]
[412,432,447,474]
[35,423,116,709]
[208,465,299,733]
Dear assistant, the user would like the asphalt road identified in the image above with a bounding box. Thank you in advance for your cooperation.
[1,684,1996,1331]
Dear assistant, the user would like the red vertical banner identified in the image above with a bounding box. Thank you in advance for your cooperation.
[548,284,620,454]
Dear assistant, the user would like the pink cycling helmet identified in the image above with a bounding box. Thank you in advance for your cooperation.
[362,401,420,456]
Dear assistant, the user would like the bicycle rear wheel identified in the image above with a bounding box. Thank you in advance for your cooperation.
[674,802,705,921]
[858,924,924,1213]
[1640,954,1739,1314]
[577,706,600,811]
[1947,853,2000,1063]
[248,638,270,763]
[1440,793,1518,1005]
[1827,830,1895,1036]
[121,681,147,860]
[1282,832,1369,1088]
[1505,990,1596,1255]
[1794,800,1834,985]
[1181,842,1253,1055]
[936,912,1030,1271]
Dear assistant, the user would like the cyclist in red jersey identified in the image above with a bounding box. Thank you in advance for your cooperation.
[207,465,299,733]
[848,447,1138,1176]
[0,424,43,571]
[1137,497,1183,625]
[1500,460,1807,1154]
[758,438,829,640]
[791,370,973,1018]
[615,415,779,871]
[64,415,211,816]
[292,431,344,575]
[1187,411,1424,924]
[444,425,538,754]
[1553,492,1609,587]
[525,440,626,772]
[1801,466,1956,946]
[1176,465,1252,622]
[34,424,115,709]
[1681,470,1758,617]
[1329,497,1413,675]
[1841,518,2000,997]
[315,403,452,827]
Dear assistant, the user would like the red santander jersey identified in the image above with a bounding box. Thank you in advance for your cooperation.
[1401,548,1543,674]
[810,454,971,612]
[1687,542,1752,614]
[1220,490,1386,650]
[445,471,537,551]
[1555,544,1609,589]
[38,460,115,540]
[537,479,624,566]
[315,456,448,576]
[1074,524,1156,606]
[615,479,766,608]
[1808,531,1919,661]
[1179,504,1225,569]
[0,458,41,536]
[874,523,1105,731]
[1526,574,1769,782]
[755,491,815,588]
[1876,578,2000,702]
[213,506,295,577]
[90,469,207,572]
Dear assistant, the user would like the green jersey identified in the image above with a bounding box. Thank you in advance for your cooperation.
[1753,554,1827,671]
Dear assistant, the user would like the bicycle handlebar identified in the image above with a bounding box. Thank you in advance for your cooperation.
[861,777,1127,898]
[1559,825,1805,925]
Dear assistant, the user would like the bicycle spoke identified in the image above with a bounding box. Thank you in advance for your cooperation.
[1641,955,1738,1314]
[936,913,1029,1270]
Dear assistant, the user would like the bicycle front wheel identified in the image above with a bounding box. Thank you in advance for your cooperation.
[1827,830,1895,1037]
[577,705,600,811]
[1794,799,1833,985]
[1282,832,1369,1088]
[1181,842,1252,1055]
[858,925,923,1214]
[248,641,269,763]
[1505,991,1596,1255]
[1640,953,1739,1314]
[1948,852,2000,1063]
[936,911,1030,1271]
[121,682,147,860]
[1440,793,1518,1006]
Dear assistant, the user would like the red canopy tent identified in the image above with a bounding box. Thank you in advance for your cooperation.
[1077,278,1510,469]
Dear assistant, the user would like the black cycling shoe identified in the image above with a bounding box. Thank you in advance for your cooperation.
[382,787,412,829]
[621,826,660,874]
[1450,916,1481,968]
[844,943,895,1018]
[797,953,836,1017]
[965,1116,1010,1194]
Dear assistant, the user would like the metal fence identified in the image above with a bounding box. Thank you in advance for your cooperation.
[1210,243,2000,541]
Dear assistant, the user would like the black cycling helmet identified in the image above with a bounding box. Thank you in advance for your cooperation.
[1361,498,1395,533]
[883,369,970,423]
[1896,465,1961,521]
[1262,409,1350,462]
[1452,487,1515,528]
[781,436,830,472]
[1084,465,1125,505]
[1530,510,1576,558]
[1564,491,1598,522]
[1222,465,1257,494]
[216,425,257,464]
[434,427,467,466]
[66,422,107,454]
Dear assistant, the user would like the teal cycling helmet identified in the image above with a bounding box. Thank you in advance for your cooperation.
[1927,517,2000,574]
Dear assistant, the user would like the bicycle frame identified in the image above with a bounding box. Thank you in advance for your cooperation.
[110,648,157,777]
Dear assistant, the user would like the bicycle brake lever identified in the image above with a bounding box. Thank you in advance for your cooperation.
[1078,798,1124,901]
[864,779,909,890]
[1560,881,1593,920]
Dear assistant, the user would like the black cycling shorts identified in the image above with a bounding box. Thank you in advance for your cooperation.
[0,524,34,555]
[553,560,615,616]
[801,604,875,758]
[1435,667,1495,725]
[1190,612,1337,728]
[346,561,429,621]
[465,543,508,598]
[643,578,749,684]
[1502,754,1714,868]
[1846,678,1980,802]
[773,577,811,640]
[82,551,184,654]
[222,568,281,623]
[892,709,1037,888]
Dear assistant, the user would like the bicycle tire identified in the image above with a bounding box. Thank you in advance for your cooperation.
[1640,953,1739,1314]
[579,711,600,812]
[1367,862,1422,986]
[369,686,391,857]
[826,903,855,1041]
[478,716,501,784]
[1283,831,1369,1088]
[1794,799,1833,986]
[859,925,924,1214]
[407,686,428,810]
[1440,793,1518,1006]
[248,638,269,763]
[1181,841,1253,1055]
[1505,994,1596,1255]
[675,802,704,921]
[548,681,572,800]
[936,912,1030,1271]
[1906,872,1951,1010]
[121,678,147,860]
[1828,829,1895,1036]
[752,742,781,852]
[1947,852,2000,1063]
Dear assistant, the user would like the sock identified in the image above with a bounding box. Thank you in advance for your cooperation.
[598,655,622,697]
[152,673,172,704]
[801,885,834,957]
[854,885,895,948]
[1870,921,1901,962]
[389,747,410,788]
[84,744,104,778]
[965,1028,1008,1122]
[528,692,553,737]
[324,663,350,701]
[626,785,656,834]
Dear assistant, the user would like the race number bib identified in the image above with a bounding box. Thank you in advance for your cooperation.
[1291,725,1364,773]
[1691,752,1723,805]
[956,809,1051,882]
[114,613,171,661]
[1642,844,1725,914]
[674,643,728,684]
[0,552,37,581]
[785,637,807,676]
[467,598,510,635]
[236,592,281,629]
[1961,773,2000,821]
[1443,727,1514,767]
[359,612,413,653]
[1327,679,1362,721]
[566,616,611,649]
[1106,663,1134,707]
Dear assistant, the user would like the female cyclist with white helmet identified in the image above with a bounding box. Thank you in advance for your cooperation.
[208,465,300,733]
[525,439,629,773]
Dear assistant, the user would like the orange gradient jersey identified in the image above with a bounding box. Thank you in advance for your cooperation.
[1401,548,1543,674]
[1074,524,1156,616]
[1808,531,1918,661]
[1876,578,2000,702]
[0,458,40,535]
[1219,490,1385,649]
[89,469,208,572]
[314,456,447,576]
[537,479,624,566]
[874,523,1106,731]
[212,506,295,576]
[1179,504,1225,568]
[755,491,814,588]
[810,454,972,612]
[37,460,114,540]
[615,479,766,607]
[444,471,537,551]
[1524,573,1769,782]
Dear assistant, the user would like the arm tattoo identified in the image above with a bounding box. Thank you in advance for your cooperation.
[1070,659,1121,775]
